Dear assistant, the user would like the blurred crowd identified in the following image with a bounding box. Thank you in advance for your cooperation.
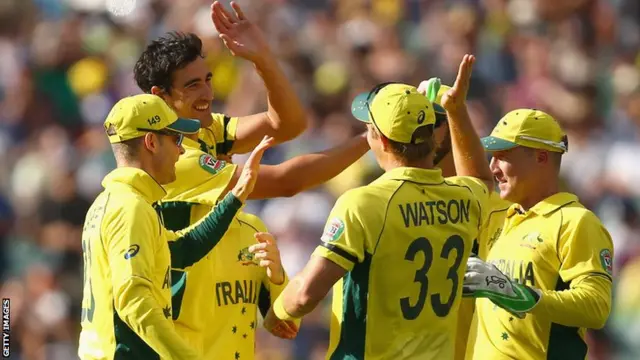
[1,0,639,359]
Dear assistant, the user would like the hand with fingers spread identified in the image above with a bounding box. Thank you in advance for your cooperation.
[263,307,299,340]
[248,232,285,285]
[231,136,273,202]
[248,232,299,339]
[211,1,271,64]
[440,54,475,114]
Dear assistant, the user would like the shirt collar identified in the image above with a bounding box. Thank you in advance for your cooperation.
[102,167,167,204]
[377,166,445,185]
[181,136,201,150]
[184,133,214,155]
[507,192,578,217]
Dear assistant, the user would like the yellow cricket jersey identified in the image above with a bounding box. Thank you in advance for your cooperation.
[199,212,289,360]
[471,192,614,360]
[159,127,291,359]
[312,167,491,360]
[78,167,241,360]
[455,192,511,360]
[196,113,238,156]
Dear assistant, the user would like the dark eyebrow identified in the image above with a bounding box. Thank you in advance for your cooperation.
[183,77,201,88]
[183,72,213,88]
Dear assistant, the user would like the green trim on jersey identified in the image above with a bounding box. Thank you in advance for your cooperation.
[158,201,193,231]
[157,201,192,320]
[546,279,587,360]
[330,253,372,360]
[218,115,235,155]
[113,309,161,360]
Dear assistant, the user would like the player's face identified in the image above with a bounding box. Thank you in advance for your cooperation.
[366,124,385,161]
[161,57,214,128]
[148,131,185,184]
[489,147,537,203]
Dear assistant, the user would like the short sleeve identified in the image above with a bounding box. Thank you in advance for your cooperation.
[558,211,614,282]
[201,113,238,156]
[312,192,366,272]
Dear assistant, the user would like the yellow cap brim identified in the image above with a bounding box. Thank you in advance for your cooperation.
[165,118,201,134]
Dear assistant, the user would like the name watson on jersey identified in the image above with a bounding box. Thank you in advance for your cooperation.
[400,199,472,227]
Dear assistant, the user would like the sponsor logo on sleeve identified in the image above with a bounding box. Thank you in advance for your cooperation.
[199,154,226,175]
[600,249,613,275]
[124,244,140,260]
[321,218,345,243]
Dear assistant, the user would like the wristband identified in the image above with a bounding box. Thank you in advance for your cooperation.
[272,296,299,321]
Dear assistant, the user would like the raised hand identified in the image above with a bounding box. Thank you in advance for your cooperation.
[231,136,273,202]
[440,54,475,114]
[210,1,271,64]
[249,232,285,285]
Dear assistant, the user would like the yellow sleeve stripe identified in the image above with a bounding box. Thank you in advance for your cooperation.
[312,246,355,272]
[320,242,358,264]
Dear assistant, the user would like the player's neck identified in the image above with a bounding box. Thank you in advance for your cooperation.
[186,133,200,141]
[116,157,162,184]
[383,155,434,171]
[519,182,560,211]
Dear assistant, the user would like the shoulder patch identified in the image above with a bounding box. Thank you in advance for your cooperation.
[198,154,226,175]
[321,218,345,242]
[599,249,613,275]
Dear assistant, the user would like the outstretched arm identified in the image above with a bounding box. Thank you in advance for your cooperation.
[265,254,346,332]
[438,55,493,191]
[211,1,307,153]
[224,133,369,199]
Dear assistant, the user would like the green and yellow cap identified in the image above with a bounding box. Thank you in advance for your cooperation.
[482,109,568,153]
[351,83,436,144]
[104,94,200,144]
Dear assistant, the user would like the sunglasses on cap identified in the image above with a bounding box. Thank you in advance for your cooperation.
[364,82,448,131]
[136,128,184,147]
[517,135,569,153]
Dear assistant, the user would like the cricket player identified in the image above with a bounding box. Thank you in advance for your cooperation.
[132,3,369,358]
[133,8,369,197]
[416,78,512,360]
[266,55,495,359]
[78,94,271,360]
[462,109,614,360]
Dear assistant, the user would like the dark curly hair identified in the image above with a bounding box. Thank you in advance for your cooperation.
[134,32,205,94]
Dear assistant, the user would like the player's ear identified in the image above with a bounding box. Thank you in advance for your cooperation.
[379,134,391,152]
[143,132,159,153]
[151,86,173,105]
[150,86,163,96]
[536,150,548,165]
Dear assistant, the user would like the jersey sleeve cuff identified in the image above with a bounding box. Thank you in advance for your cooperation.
[312,244,357,272]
